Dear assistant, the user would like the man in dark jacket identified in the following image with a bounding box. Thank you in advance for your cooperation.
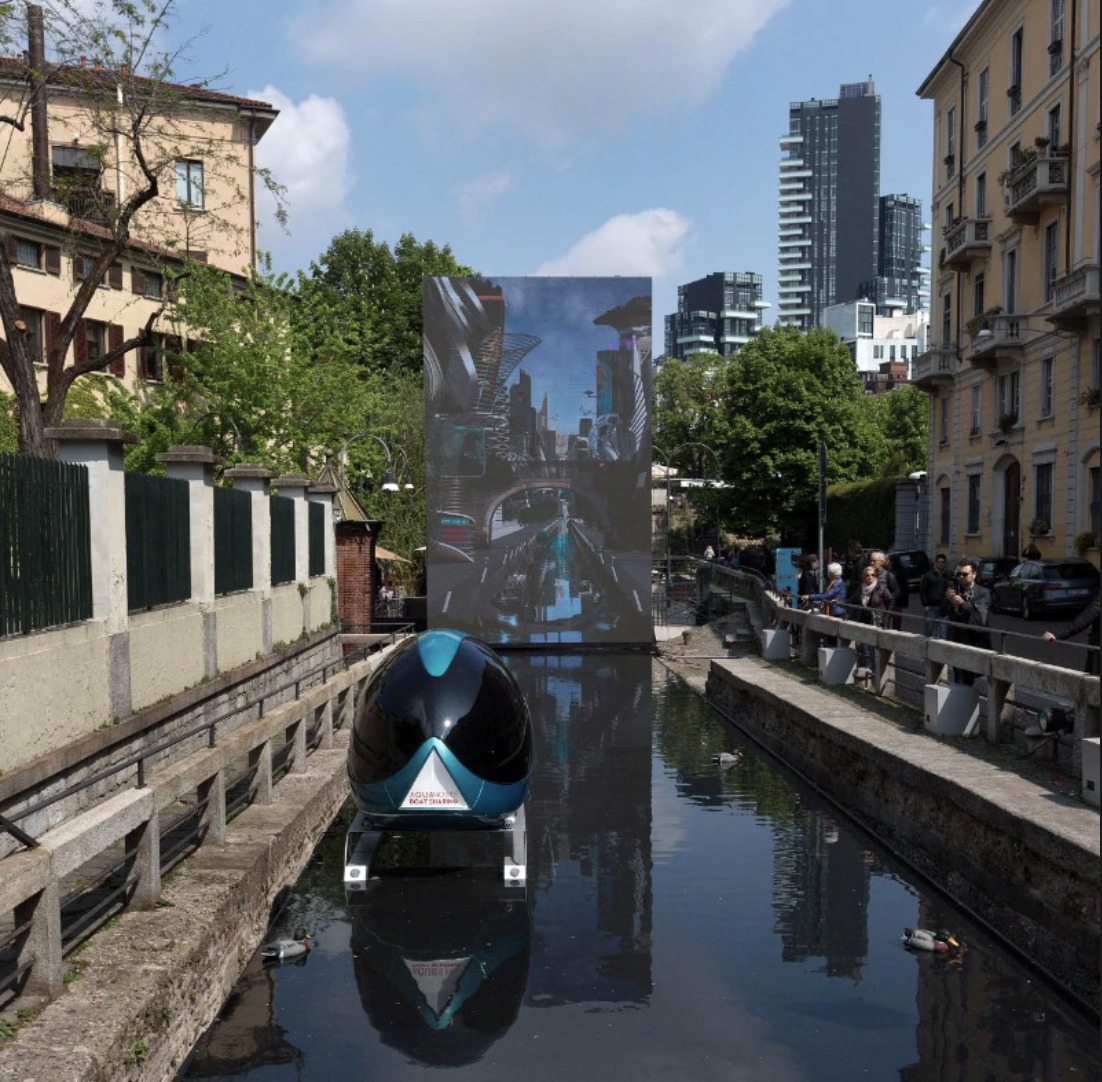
[870,550,903,628]
[920,554,950,638]
[1043,593,1100,675]
[940,558,991,685]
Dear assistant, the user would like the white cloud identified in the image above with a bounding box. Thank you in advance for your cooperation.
[248,85,353,225]
[288,0,788,149]
[457,170,515,224]
[534,208,692,278]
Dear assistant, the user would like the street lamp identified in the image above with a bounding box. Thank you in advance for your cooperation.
[653,441,719,601]
[338,433,406,504]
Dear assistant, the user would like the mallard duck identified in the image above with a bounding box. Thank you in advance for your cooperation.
[902,927,958,952]
[261,929,311,963]
[712,752,742,767]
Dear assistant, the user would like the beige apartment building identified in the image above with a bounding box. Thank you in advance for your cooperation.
[0,53,278,392]
[916,0,1099,567]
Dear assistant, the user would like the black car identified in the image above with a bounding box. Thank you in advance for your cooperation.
[976,556,1019,589]
[886,550,931,593]
[990,558,1100,620]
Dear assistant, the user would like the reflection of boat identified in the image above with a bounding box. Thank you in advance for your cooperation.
[349,866,531,1067]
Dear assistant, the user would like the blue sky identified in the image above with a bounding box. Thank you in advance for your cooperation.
[164,0,972,330]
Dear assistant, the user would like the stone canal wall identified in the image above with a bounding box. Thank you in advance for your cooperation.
[706,658,1100,1015]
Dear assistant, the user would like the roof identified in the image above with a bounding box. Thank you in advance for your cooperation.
[915,0,996,98]
[0,56,277,113]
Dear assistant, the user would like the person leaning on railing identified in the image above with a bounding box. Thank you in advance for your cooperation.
[1042,593,1100,676]
[799,562,848,617]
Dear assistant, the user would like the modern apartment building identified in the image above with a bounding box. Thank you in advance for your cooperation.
[778,79,881,331]
[857,194,931,316]
[663,272,769,361]
[822,300,928,391]
[915,0,1099,564]
[0,48,278,395]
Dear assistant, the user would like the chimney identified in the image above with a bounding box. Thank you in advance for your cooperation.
[27,4,51,201]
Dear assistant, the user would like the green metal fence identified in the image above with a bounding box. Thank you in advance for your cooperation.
[0,454,93,636]
[308,501,325,578]
[125,472,191,611]
[270,495,296,585]
[214,487,254,595]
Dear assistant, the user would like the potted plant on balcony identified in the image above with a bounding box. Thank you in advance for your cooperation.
[1028,518,1051,538]
[997,411,1018,435]
[966,305,1003,338]
[1034,135,1050,155]
[1079,386,1101,409]
[1074,531,1098,557]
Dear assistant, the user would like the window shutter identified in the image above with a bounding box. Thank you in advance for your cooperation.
[4,234,18,262]
[167,335,184,383]
[45,311,60,359]
[137,344,149,378]
[108,262,123,290]
[132,268,144,295]
[108,324,125,376]
[44,246,61,276]
[73,255,86,282]
[74,320,88,364]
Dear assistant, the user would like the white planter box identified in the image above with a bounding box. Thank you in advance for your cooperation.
[761,629,791,660]
[819,646,856,686]
[923,683,979,736]
[1082,737,1100,808]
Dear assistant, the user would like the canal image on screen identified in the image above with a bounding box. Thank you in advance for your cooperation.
[424,277,652,645]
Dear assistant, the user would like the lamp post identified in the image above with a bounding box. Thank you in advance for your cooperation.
[338,433,404,504]
[653,441,719,603]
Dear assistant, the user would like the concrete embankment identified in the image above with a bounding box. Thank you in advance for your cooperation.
[0,728,352,1082]
[705,657,1100,1015]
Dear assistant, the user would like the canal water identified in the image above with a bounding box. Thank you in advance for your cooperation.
[179,656,1099,1081]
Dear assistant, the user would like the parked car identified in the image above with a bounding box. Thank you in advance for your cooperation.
[990,558,1100,620]
[975,556,1019,589]
[886,549,931,593]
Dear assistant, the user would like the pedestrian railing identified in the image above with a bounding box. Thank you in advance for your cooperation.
[0,630,411,1007]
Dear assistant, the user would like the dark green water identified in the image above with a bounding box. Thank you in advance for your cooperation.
[180,655,1099,1081]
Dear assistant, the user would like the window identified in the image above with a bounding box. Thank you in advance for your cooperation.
[998,370,1021,421]
[1092,337,1101,390]
[175,159,204,208]
[973,273,985,320]
[945,106,956,178]
[941,291,952,348]
[976,68,989,147]
[970,385,982,435]
[1090,466,1100,540]
[1034,463,1053,529]
[19,306,44,363]
[890,344,896,361]
[1048,104,1061,149]
[84,320,108,363]
[73,253,96,281]
[142,333,168,381]
[939,396,949,444]
[976,172,987,218]
[1004,249,1018,312]
[1050,0,1065,76]
[1039,357,1054,417]
[51,145,105,218]
[940,487,952,545]
[136,270,164,299]
[15,238,41,269]
[858,306,873,336]
[967,474,982,534]
[1043,222,1059,302]
[944,201,955,230]
[1009,28,1023,115]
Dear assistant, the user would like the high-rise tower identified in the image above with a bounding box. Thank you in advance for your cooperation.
[777,78,881,330]
[859,194,928,315]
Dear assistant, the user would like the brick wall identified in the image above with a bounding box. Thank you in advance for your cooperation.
[336,522,377,632]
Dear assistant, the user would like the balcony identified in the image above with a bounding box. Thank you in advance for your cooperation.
[913,344,959,390]
[1048,263,1100,327]
[967,314,1026,371]
[943,217,992,270]
[1006,154,1069,224]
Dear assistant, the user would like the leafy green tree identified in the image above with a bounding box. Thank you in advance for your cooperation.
[709,326,886,545]
[297,229,473,375]
[857,384,928,478]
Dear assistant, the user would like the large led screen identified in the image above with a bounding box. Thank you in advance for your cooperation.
[424,277,652,646]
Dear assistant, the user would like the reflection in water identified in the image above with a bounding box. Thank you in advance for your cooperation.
[181,658,1099,1082]
[349,856,530,1067]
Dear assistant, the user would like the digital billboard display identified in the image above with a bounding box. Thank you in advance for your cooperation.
[424,277,652,645]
